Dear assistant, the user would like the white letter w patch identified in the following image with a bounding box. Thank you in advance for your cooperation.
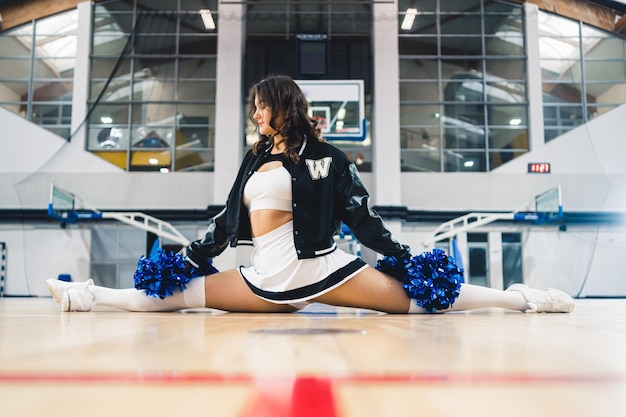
[305,157,332,180]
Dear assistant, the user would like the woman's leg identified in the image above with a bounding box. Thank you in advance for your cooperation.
[48,269,295,313]
[312,266,549,314]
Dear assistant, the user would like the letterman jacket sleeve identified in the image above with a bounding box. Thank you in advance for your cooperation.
[184,206,230,268]
[184,150,256,267]
[336,162,411,260]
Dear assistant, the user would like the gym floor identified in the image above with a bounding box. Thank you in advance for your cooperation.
[0,297,625,417]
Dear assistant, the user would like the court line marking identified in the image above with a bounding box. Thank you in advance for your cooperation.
[0,372,623,385]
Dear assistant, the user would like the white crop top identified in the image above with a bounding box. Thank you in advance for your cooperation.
[243,163,293,213]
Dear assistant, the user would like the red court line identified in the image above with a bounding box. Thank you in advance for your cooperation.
[2,372,624,417]
[0,372,623,385]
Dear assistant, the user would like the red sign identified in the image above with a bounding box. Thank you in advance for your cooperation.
[528,163,551,173]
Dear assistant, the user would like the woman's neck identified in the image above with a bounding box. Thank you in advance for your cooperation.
[272,135,286,153]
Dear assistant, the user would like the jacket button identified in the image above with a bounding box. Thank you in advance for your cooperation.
[292,203,297,208]
[248,171,252,175]
[292,177,296,181]
[294,230,299,235]
[297,250,301,254]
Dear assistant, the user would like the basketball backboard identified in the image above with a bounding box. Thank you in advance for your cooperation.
[296,79,366,142]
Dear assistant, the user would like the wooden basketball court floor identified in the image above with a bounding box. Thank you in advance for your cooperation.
[1,296,625,417]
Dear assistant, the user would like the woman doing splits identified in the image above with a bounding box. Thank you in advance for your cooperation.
[47,74,575,315]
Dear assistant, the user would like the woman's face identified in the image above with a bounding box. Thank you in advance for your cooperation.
[253,95,283,136]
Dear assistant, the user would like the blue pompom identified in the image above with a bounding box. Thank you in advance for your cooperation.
[376,248,463,313]
[133,250,219,299]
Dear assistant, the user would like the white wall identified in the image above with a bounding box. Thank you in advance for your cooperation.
[401,104,626,213]
[0,226,91,296]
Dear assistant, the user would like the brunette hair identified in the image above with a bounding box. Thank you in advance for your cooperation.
[247,74,323,162]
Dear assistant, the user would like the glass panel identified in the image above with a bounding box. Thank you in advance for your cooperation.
[399,12,437,35]
[130,149,171,171]
[0,81,28,100]
[487,105,527,126]
[177,120,210,147]
[34,9,77,34]
[134,58,175,78]
[32,81,73,102]
[399,80,439,102]
[88,125,130,150]
[401,148,441,172]
[31,103,72,125]
[444,126,486,149]
[401,126,440,149]
[135,12,178,33]
[543,104,584,129]
[485,59,525,80]
[542,82,583,103]
[175,149,214,171]
[178,80,216,101]
[135,103,175,124]
[88,103,130,124]
[489,127,528,150]
[440,36,483,56]
[400,104,441,127]
[179,57,217,78]
[440,0,481,12]
[135,34,177,55]
[181,0,218,12]
[441,57,482,75]
[398,0,435,13]
[441,15,481,35]
[0,58,32,79]
[485,34,524,56]
[0,35,34,57]
[133,80,176,102]
[444,150,485,172]
[399,36,439,56]
[90,58,132,79]
[586,82,626,106]
[131,126,173,148]
[177,103,216,126]
[490,149,523,170]
[585,60,626,83]
[33,58,76,78]
[399,58,438,79]
[179,35,217,55]
[92,34,130,56]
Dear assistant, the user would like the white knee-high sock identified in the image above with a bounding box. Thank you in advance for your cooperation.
[90,277,206,312]
[407,283,528,313]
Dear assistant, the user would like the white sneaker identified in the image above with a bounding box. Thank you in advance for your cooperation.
[61,286,95,312]
[506,283,575,313]
[46,279,95,311]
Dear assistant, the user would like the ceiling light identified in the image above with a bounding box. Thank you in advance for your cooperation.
[401,8,418,31]
[509,118,522,126]
[149,158,159,165]
[337,108,346,120]
[200,9,216,30]
[100,116,113,124]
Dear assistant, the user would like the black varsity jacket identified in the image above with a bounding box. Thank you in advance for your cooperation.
[185,138,410,267]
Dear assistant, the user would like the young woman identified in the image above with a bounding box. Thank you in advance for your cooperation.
[47,74,575,315]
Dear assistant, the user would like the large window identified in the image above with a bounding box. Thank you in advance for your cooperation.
[0,9,78,139]
[538,11,626,142]
[87,0,218,172]
[398,0,528,172]
[245,0,373,171]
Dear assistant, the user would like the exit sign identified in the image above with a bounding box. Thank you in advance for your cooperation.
[528,163,551,173]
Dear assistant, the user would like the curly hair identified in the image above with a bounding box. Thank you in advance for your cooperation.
[247,74,323,163]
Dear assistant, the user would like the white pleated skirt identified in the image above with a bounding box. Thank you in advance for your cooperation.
[239,221,367,305]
